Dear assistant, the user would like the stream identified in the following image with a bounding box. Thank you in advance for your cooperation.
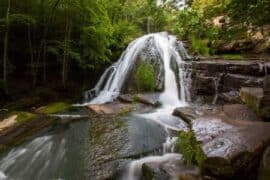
[0,32,190,180]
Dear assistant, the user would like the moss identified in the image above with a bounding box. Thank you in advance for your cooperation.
[39,102,71,114]
[135,62,155,92]
[220,54,244,60]
[176,131,205,166]
[7,111,36,124]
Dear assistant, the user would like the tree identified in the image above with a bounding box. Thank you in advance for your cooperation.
[2,0,10,94]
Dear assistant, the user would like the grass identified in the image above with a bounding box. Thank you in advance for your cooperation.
[135,62,155,92]
[176,131,205,166]
[39,102,71,114]
[220,54,244,60]
[7,111,36,124]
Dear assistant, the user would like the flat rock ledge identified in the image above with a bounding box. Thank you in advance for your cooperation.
[173,104,270,179]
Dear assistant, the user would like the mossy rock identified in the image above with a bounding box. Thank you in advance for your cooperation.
[7,111,36,124]
[37,102,71,114]
[135,62,155,92]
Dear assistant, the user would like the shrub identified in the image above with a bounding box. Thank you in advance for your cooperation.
[176,131,205,166]
[189,36,210,56]
[135,62,155,92]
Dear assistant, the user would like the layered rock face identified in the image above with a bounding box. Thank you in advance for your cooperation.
[180,59,270,104]
[240,75,270,120]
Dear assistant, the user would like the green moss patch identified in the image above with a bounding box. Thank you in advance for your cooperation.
[176,131,205,166]
[220,54,244,60]
[135,62,155,92]
[8,111,36,124]
[39,102,71,114]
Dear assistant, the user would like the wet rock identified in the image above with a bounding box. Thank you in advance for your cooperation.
[192,115,270,179]
[122,37,165,93]
[87,102,133,115]
[118,94,134,103]
[135,94,161,107]
[223,104,262,122]
[86,115,167,179]
[142,158,201,180]
[219,91,240,104]
[181,60,267,104]
[258,146,270,180]
[173,105,221,125]
[223,74,263,92]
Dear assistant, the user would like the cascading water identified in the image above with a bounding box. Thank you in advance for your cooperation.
[84,32,190,179]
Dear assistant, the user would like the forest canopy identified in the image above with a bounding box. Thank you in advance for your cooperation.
[0,0,269,97]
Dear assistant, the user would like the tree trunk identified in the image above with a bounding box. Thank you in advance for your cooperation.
[43,43,47,82]
[33,0,61,87]
[27,24,35,83]
[3,0,11,95]
[62,15,69,88]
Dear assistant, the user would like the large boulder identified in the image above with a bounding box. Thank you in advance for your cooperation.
[141,155,201,180]
[85,115,168,179]
[240,87,270,119]
[173,104,270,179]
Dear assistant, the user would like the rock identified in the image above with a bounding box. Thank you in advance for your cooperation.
[173,105,221,125]
[192,114,270,179]
[182,60,267,104]
[86,115,167,179]
[223,74,263,92]
[87,102,133,115]
[219,91,240,104]
[223,104,262,122]
[142,157,201,180]
[118,94,134,103]
[240,87,270,119]
[240,87,264,111]
[135,94,161,107]
[263,75,270,95]
[0,115,17,133]
[122,37,165,93]
[216,40,256,54]
[0,115,59,152]
[258,146,270,180]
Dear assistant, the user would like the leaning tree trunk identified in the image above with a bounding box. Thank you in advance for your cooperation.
[3,0,11,95]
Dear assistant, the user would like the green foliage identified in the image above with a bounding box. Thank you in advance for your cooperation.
[189,36,210,56]
[135,62,155,92]
[176,131,205,166]
[39,102,71,114]
[8,111,36,124]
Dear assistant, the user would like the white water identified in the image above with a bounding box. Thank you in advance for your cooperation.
[82,32,190,179]
[116,33,189,179]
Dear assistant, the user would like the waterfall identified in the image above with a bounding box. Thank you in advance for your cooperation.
[212,77,220,105]
[84,32,189,105]
[117,33,189,180]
